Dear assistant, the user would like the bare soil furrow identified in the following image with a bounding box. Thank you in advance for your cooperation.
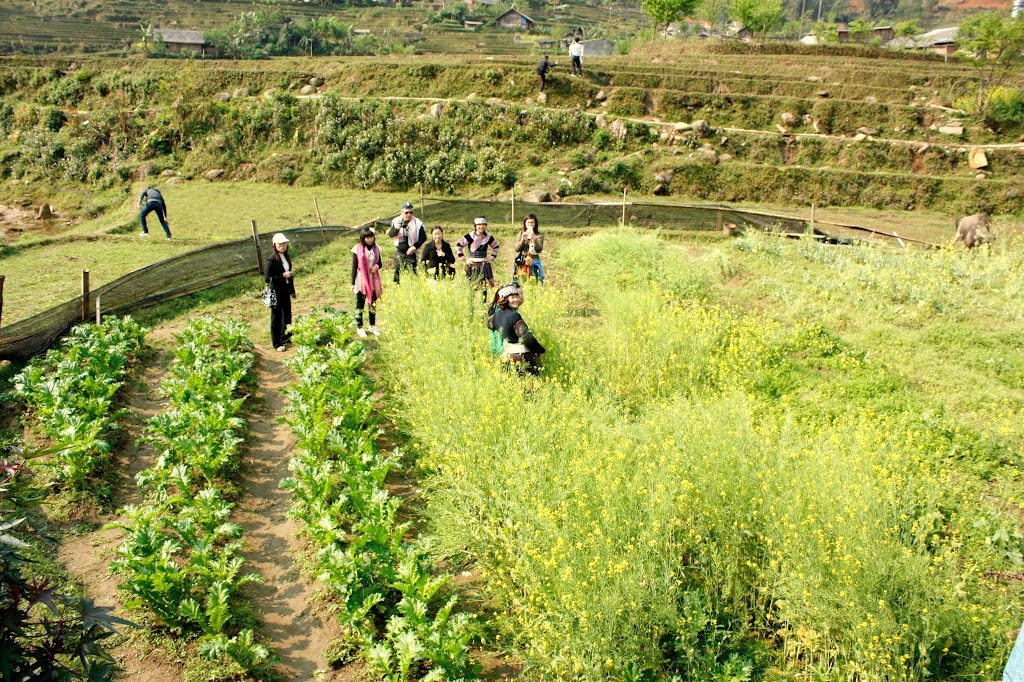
[57,349,182,681]
[234,347,353,681]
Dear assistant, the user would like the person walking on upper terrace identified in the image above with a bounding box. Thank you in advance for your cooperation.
[569,36,584,76]
[536,55,556,93]
[387,202,426,284]
[138,187,171,239]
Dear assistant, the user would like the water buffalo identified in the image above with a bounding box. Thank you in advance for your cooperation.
[954,214,994,249]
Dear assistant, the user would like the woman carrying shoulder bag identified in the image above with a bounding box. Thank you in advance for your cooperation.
[265,232,296,352]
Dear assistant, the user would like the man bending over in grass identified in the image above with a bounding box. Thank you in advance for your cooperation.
[138,187,171,239]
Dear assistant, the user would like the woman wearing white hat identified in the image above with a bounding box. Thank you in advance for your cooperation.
[265,232,296,352]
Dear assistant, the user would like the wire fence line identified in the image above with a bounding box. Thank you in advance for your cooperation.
[0,226,357,361]
[0,200,913,362]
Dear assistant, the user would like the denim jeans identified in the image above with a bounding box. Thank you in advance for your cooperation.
[531,258,545,282]
[139,201,170,237]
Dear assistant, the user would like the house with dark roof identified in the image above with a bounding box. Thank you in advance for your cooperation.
[494,8,535,31]
[872,26,896,42]
[887,27,958,57]
[153,28,217,56]
[836,24,896,43]
[724,22,750,40]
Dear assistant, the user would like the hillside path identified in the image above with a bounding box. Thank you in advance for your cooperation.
[234,347,353,681]
[297,93,1024,150]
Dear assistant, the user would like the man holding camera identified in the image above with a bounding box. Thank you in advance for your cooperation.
[387,202,426,284]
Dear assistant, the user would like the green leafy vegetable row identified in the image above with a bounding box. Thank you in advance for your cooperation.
[282,308,480,681]
[107,317,273,675]
[14,317,148,490]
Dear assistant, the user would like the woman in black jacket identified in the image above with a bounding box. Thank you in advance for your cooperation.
[488,281,546,375]
[421,225,456,279]
[265,232,296,351]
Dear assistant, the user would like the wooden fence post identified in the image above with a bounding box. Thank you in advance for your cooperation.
[0,275,5,329]
[716,209,723,232]
[621,189,627,226]
[95,295,101,325]
[810,203,816,234]
[313,197,327,244]
[510,184,515,233]
[81,270,90,322]
[251,221,264,275]
[419,183,426,226]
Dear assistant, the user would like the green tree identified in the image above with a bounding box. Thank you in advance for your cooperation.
[956,12,1024,115]
[731,0,784,37]
[893,18,923,41]
[789,0,847,22]
[303,16,352,56]
[812,20,839,44]
[780,19,804,39]
[698,0,733,29]
[862,0,898,19]
[848,18,872,42]
[139,22,154,54]
[640,0,701,31]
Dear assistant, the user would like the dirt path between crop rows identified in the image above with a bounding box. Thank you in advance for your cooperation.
[57,350,183,682]
[57,340,356,680]
[234,347,354,681]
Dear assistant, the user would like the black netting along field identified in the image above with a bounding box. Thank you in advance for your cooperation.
[0,226,358,361]
[391,199,810,233]
[0,201,926,362]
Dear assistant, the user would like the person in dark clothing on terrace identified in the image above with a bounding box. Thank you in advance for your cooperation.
[265,233,295,351]
[138,187,171,239]
[536,55,556,93]
[421,225,456,279]
[488,281,546,375]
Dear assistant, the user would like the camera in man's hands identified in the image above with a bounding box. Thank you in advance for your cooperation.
[400,219,409,229]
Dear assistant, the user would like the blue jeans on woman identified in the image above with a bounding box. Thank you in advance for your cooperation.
[531,258,545,283]
[140,201,171,238]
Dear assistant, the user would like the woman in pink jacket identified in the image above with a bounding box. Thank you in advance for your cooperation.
[351,227,383,338]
